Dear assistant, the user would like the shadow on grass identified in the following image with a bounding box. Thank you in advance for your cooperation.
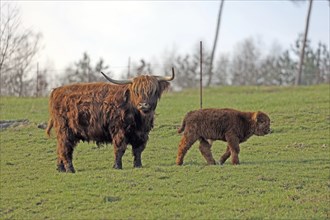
[104,196,121,203]
[242,158,326,165]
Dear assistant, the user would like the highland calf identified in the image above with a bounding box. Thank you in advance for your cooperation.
[46,68,174,173]
[176,108,271,166]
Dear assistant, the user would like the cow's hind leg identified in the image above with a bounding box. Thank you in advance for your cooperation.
[176,135,196,165]
[56,152,65,172]
[56,135,76,173]
[199,139,216,165]
[113,131,127,169]
[220,145,231,165]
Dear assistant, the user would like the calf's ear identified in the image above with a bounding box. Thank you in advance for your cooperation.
[252,111,262,122]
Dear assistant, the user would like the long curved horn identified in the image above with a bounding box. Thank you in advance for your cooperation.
[101,72,133,84]
[156,67,175,81]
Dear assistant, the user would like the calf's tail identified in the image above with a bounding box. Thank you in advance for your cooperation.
[177,119,186,134]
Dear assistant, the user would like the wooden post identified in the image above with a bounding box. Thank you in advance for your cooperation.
[127,56,131,78]
[200,41,203,109]
[36,62,39,97]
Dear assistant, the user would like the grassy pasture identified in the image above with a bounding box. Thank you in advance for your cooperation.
[0,85,329,219]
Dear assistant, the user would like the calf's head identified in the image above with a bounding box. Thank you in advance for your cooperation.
[252,111,271,136]
[101,68,174,115]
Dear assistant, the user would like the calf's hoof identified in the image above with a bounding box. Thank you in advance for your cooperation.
[231,160,240,165]
[176,162,183,166]
[207,160,217,165]
[220,157,229,165]
[176,158,184,166]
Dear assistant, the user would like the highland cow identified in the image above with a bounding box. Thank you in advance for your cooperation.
[176,108,271,166]
[46,68,175,173]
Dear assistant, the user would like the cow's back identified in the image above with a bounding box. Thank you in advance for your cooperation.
[47,82,128,142]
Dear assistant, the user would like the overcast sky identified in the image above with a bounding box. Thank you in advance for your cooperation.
[8,0,330,78]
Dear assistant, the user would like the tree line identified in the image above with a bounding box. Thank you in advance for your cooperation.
[1,3,329,97]
[163,36,329,89]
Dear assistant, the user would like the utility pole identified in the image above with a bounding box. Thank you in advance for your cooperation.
[207,0,225,87]
[296,0,313,85]
[200,41,203,109]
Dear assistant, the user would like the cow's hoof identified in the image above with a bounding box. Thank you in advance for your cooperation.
[66,167,76,173]
[57,164,66,172]
[113,164,122,169]
[134,161,142,168]
[65,165,76,173]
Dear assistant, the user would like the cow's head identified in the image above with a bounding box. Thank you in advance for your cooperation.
[101,68,175,115]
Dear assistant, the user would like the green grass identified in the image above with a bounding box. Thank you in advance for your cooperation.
[1,85,329,219]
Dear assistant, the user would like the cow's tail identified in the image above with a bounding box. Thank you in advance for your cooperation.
[46,118,53,137]
[177,118,186,134]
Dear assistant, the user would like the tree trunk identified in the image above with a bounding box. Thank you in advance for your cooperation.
[206,0,225,87]
[296,0,313,85]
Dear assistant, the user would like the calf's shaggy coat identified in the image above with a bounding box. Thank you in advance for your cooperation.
[176,108,271,165]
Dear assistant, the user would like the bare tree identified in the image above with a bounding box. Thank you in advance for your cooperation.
[136,59,152,75]
[317,42,330,83]
[230,38,261,85]
[0,3,42,96]
[206,0,225,87]
[61,52,111,85]
[94,58,110,81]
[295,0,313,85]
[213,53,230,85]
[0,3,18,73]
[35,67,49,97]
[167,44,210,89]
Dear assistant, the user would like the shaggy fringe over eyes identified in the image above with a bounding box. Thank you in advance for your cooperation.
[131,76,160,97]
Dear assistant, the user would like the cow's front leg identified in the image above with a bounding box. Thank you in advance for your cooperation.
[132,141,147,168]
[113,132,127,169]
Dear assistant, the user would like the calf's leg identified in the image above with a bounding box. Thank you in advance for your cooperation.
[176,135,196,165]
[220,145,231,165]
[225,133,240,165]
[199,139,216,165]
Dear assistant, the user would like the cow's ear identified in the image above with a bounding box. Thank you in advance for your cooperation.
[158,81,170,96]
[123,88,130,102]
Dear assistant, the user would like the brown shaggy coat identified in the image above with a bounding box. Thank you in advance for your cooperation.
[46,75,171,173]
[176,108,271,165]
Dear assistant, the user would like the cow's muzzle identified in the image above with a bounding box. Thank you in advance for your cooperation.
[138,103,151,113]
